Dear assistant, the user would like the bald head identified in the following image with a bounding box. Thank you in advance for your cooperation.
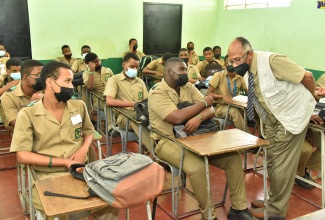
[228,37,254,67]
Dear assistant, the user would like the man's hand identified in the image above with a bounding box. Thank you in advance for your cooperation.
[310,114,323,125]
[88,61,96,72]
[222,95,233,103]
[189,50,195,56]
[203,95,214,107]
[69,147,88,164]
[316,87,325,96]
[183,116,201,134]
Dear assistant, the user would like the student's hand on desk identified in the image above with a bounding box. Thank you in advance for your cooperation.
[88,61,96,72]
[69,147,88,164]
[183,116,201,134]
[310,114,323,125]
[316,87,325,96]
[222,95,233,103]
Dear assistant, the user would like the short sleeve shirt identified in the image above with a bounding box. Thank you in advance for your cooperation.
[0,57,10,75]
[191,52,199,66]
[71,59,87,73]
[212,57,225,68]
[146,58,164,76]
[187,64,202,80]
[10,99,94,172]
[0,73,9,88]
[196,60,209,75]
[122,50,146,59]
[148,79,204,140]
[317,74,325,87]
[83,67,114,93]
[55,57,77,67]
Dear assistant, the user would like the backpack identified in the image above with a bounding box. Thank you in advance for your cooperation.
[44,152,165,208]
[139,55,157,72]
[134,98,149,128]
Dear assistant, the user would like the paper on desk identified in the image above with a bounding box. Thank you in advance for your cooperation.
[232,95,247,104]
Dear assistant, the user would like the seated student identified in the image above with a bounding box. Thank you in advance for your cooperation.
[207,57,247,131]
[295,114,322,189]
[0,43,10,75]
[186,41,199,65]
[202,61,223,79]
[212,45,225,68]
[104,52,151,151]
[10,61,118,220]
[196,47,214,75]
[148,57,257,220]
[55,45,77,67]
[71,45,91,73]
[178,48,202,83]
[122,38,145,59]
[1,59,44,128]
[142,52,172,78]
[0,58,22,96]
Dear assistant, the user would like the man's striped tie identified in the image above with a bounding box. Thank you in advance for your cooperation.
[247,72,255,122]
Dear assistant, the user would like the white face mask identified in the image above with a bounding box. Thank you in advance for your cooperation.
[10,72,21,80]
[125,68,138,78]
[0,51,5,57]
[82,53,88,59]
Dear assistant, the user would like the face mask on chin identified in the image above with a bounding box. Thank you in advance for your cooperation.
[51,80,74,102]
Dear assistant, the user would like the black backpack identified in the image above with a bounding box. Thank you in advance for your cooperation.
[139,55,157,72]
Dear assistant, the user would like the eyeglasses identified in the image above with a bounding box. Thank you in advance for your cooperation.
[29,73,41,78]
[227,51,248,66]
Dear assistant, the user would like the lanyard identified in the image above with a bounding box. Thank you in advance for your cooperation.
[226,75,236,97]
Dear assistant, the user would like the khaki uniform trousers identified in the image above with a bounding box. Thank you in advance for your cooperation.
[32,172,119,220]
[264,113,308,216]
[297,130,321,176]
[155,138,247,220]
[117,114,151,151]
[215,104,245,131]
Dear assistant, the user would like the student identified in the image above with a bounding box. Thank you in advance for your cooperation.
[71,45,91,73]
[0,43,11,74]
[228,37,316,220]
[104,52,151,152]
[55,45,76,67]
[1,59,44,128]
[186,41,199,65]
[10,61,118,220]
[148,57,257,220]
[196,47,213,75]
[122,38,145,59]
[212,45,225,68]
[178,48,202,83]
[207,57,247,131]
[0,58,21,96]
[142,52,172,78]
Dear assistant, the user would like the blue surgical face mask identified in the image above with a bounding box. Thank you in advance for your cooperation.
[125,68,138,78]
[0,51,5,57]
[10,72,21,80]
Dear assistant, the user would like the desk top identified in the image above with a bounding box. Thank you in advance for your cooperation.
[176,129,269,156]
[35,174,107,217]
[308,122,325,131]
[215,100,247,109]
[113,107,142,124]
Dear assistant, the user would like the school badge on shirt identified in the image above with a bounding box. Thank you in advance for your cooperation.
[138,90,143,99]
[75,127,81,139]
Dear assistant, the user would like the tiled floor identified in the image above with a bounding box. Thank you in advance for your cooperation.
[0,126,322,220]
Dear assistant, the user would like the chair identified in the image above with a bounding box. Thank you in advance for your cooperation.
[149,127,228,219]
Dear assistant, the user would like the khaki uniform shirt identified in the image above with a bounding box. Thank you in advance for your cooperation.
[83,67,114,109]
[0,73,9,87]
[71,59,87,73]
[146,58,165,77]
[250,53,306,114]
[190,52,199,66]
[148,79,203,140]
[316,74,325,87]
[103,72,148,111]
[55,57,77,67]
[0,57,10,75]
[122,50,145,59]
[1,82,32,126]
[188,64,202,80]
[212,57,225,68]
[196,60,209,75]
[10,99,94,172]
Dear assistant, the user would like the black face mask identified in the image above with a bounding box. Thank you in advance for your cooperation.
[214,53,221,59]
[95,65,102,71]
[234,63,250,77]
[32,78,44,91]
[226,65,235,73]
[171,70,188,87]
[181,58,189,63]
[187,47,194,51]
[133,44,138,51]
[52,81,74,102]
[64,53,72,59]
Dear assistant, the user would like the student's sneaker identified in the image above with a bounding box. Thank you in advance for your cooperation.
[227,207,258,220]
[295,173,315,190]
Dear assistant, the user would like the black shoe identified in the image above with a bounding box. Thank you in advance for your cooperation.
[227,207,258,220]
[91,120,97,128]
[295,176,314,189]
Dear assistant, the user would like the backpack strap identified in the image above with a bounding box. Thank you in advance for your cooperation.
[70,163,86,181]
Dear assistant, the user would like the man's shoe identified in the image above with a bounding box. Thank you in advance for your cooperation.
[251,200,265,208]
[227,207,258,220]
[295,176,314,189]
[250,208,285,220]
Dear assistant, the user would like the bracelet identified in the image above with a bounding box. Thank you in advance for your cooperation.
[197,114,203,122]
[88,72,95,75]
[48,156,52,168]
[201,99,208,108]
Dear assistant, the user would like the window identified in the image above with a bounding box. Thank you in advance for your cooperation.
[224,0,291,10]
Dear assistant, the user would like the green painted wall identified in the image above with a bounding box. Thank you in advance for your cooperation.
[214,0,325,77]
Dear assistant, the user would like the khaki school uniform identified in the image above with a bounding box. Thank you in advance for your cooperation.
[0,73,9,88]
[71,59,87,73]
[212,57,225,68]
[146,57,164,77]
[0,57,10,74]
[187,64,202,81]
[103,72,151,150]
[209,70,247,131]
[10,100,119,219]
[196,59,209,75]
[190,52,199,66]
[1,82,33,127]
[122,50,145,59]
[148,79,248,219]
[250,52,309,217]
[55,56,77,67]
[316,74,325,87]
